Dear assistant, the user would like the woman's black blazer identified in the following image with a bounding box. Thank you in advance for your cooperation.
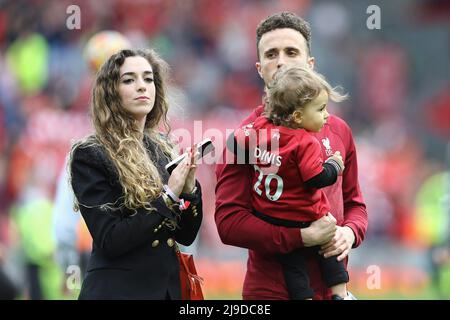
[70,136,202,299]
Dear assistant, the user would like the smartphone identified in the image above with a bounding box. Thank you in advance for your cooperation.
[165,138,214,174]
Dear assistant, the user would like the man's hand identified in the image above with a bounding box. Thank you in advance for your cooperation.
[301,213,337,247]
[319,226,355,261]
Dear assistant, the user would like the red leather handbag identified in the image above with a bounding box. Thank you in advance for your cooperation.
[177,249,204,300]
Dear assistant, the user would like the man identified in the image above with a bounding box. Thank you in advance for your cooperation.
[215,12,367,300]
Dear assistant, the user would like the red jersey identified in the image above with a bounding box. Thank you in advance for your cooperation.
[215,105,367,300]
[236,116,330,222]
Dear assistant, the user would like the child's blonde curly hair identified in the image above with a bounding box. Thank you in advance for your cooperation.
[264,66,348,127]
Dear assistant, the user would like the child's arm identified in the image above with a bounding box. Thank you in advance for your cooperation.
[305,152,344,188]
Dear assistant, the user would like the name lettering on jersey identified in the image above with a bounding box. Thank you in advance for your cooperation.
[322,137,333,156]
[254,146,282,167]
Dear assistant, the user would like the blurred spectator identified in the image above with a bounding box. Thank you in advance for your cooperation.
[0,243,18,299]
[11,171,63,299]
[414,170,450,298]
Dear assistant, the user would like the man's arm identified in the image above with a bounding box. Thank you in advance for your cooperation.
[341,129,368,248]
[320,121,368,260]
[215,158,303,255]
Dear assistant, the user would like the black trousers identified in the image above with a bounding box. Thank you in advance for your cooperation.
[278,246,349,299]
[252,210,349,300]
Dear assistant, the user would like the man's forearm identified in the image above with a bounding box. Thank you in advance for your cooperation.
[215,204,303,255]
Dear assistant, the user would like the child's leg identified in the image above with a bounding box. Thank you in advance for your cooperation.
[313,246,349,298]
[278,249,314,300]
[330,283,347,298]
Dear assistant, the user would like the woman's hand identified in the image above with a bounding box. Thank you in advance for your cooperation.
[182,145,199,194]
[167,149,195,197]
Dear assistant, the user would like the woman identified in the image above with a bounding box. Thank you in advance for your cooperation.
[69,49,202,299]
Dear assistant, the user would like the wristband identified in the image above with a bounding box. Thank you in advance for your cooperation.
[163,185,180,203]
[161,192,173,207]
[325,158,343,174]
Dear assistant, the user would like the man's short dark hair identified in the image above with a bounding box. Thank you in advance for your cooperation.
[256,12,312,57]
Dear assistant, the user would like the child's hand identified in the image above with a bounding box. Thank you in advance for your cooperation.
[327,151,344,174]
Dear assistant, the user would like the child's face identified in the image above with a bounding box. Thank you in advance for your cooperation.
[294,90,329,132]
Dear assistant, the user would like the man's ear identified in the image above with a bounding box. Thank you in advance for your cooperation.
[307,56,315,70]
[255,62,263,79]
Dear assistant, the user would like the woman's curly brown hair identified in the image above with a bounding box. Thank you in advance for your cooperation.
[70,49,176,212]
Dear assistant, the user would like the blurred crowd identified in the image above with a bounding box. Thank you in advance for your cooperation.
[0,0,449,299]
